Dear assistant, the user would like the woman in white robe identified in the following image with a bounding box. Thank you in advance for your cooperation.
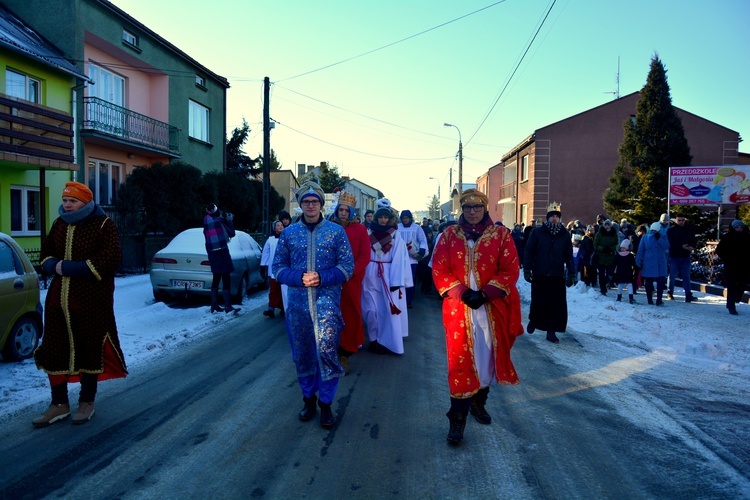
[361,204,412,354]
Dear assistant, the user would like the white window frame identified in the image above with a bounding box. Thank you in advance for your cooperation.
[87,63,125,105]
[195,75,206,87]
[520,204,528,227]
[87,158,123,205]
[10,186,41,236]
[122,29,138,46]
[5,69,41,103]
[189,100,210,142]
[520,154,529,182]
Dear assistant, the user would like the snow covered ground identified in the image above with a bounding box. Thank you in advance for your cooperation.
[1,274,748,422]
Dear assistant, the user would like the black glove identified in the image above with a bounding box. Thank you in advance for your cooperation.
[653,232,660,240]
[461,289,487,310]
[523,270,533,283]
[389,286,400,292]
[224,212,234,221]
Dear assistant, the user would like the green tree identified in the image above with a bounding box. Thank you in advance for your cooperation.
[427,195,440,220]
[299,162,346,192]
[226,119,259,175]
[604,54,692,225]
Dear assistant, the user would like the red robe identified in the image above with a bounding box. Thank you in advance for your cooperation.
[432,223,523,397]
[339,221,371,353]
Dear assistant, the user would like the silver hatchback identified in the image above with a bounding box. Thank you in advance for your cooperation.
[149,228,266,303]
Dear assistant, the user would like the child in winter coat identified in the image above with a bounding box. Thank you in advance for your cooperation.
[571,234,584,281]
[612,240,637,304]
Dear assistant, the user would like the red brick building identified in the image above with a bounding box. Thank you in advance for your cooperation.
[489,92,742,227]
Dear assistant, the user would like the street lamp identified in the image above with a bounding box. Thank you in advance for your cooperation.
[443,123,463,197]
[428,176,441,219]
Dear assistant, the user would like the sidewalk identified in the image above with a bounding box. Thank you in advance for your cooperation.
[676,278,750,304]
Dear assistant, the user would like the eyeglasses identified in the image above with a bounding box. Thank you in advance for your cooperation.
[462,204,485,212]
[300,200,320,206]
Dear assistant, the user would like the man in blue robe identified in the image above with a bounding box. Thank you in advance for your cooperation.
[273,181,354,427]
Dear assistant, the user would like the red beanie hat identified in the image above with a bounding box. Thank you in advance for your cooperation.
[62,182,93,203]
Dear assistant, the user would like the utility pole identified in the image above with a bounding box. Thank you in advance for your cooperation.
[262,76,270,236]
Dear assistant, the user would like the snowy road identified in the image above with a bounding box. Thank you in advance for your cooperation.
[1,278,749,498]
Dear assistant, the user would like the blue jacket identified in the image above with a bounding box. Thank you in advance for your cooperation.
[635,232,670,277]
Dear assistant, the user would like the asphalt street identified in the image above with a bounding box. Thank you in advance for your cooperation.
[1,290,748,498]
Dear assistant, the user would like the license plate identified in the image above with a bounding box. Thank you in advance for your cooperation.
[173,280,204,289]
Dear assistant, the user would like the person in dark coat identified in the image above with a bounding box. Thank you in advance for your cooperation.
[203,204,238,314]
[716,219,750,315]
[33,182,127,427]
[579,225,597,287]
[511,224,526,268]
[612,240,637,303]
[523,203,575,343]
[667,214,698,302]
[593,219,619,295]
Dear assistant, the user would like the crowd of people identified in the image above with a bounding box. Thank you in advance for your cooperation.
[30,179,749,448]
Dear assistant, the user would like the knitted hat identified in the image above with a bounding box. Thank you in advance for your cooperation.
[296,181,325,204]
[62,182,93,203]
[206,203,219,215]
[278,210,291,221]
[659,213,669,223]
[376,198,391,210]
[620,239,630,249]
[459,188,489,208]
[603,219,612,226]
[400,210,413,220]
[650,222,662,232]
[731,219,744,228]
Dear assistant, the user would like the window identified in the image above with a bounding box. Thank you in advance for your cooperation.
[87,159,123,205]
[520,204,528,226]
[88,63,124,105]
[520,154,529,181]
[195,75,206,87]
[10,186,41,236]
[122,30,138,46]
[189,100,210,142]
[6,69,40,103]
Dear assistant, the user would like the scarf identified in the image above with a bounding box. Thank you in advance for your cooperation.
[458,212,494,241]
[58,201,97,225]
[545,221,564,235]
[370,223,396,256]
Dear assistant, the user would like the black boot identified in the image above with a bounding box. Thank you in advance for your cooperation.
[469,387,491,425]
[616,294,622,302]
[629,294,635,304]
[546,331,559,343]
[223,289,239,314]
[298,396,317,421]
[210,288,222,313]
[319,401,335,428]
[446,410,467,444]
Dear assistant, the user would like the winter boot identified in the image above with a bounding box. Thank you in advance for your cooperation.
[647,293,653,305]
[210,288,222,313]
[616,294,622,302]
[469,387,491,425]
[298,396,317,421]
[546,330,560,344]
[629,294,635,304]
[223,289,239,314]
[446,410,467,444]
[262,308,275,318]
[319,401,335,428]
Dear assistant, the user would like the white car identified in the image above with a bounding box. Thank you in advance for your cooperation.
[150,228,266,303]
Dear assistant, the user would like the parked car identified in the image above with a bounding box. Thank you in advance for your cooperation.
[150,228,266,303]
[0,232,43,361]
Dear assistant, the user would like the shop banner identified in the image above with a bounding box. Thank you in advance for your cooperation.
[669,165,750,205]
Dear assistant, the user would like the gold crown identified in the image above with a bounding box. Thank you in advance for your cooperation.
[338,191,357,207]
[547,201,561,212]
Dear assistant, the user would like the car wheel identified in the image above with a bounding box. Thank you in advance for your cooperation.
[153,288,168,302]
[2,316,41,361]
[234,273,249,304]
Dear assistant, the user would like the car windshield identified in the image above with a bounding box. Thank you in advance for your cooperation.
[163,229,248,254]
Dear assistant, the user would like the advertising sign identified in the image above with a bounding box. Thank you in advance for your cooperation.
[669,165,750,205]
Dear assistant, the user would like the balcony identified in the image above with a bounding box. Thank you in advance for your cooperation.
[498,181,517,203]
[82,97,180,157]
[0,94,75,166]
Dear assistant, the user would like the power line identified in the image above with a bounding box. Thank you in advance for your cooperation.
[276,1,508,83]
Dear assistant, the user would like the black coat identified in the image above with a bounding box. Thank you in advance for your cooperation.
[716,227,750,277]
[612,252,636,283]
[667,223,697,259]
[524,224,574,277]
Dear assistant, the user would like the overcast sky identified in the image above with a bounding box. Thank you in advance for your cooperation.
[111,0,750,212]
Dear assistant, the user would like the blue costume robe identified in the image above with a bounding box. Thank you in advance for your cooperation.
[273,218,354,390]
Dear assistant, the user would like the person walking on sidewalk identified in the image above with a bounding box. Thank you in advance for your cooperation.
[432,189,523,445]
[716,219,750,315]
[260,220,285,318]
[273,181,354,428]
[396,209,427,308]
[667,214,698,302]
[636,222,670,305]
[32,182,127,427]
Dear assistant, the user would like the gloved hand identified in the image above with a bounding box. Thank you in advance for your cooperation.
[224,212,234,221]
[566,274,576,287]
[653,232,660,240]
[389,286,400,292]
[523,270,533,283]
[461,289,487,310]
